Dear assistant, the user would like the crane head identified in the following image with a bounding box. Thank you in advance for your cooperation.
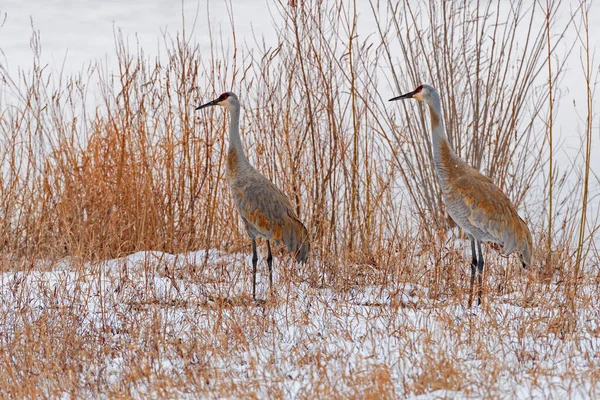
[196,92,239,110]
[389,84,436,102]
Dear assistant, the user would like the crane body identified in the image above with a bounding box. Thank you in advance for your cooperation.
[197,92,310,300]
[390,84,532,306]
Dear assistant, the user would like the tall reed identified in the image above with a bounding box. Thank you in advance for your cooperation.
[0,0,595,283]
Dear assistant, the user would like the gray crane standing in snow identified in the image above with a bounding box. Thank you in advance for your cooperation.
[196,92,310,300]
[390,84,532,307]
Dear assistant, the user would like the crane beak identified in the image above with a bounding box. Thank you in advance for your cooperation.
[389,89,417,102]
[195,98,218,110]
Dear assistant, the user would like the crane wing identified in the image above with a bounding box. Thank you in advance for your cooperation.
[230,170,310,262]
[446,169,530,259]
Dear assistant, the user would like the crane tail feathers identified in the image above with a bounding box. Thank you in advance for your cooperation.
[295,238,310,263]
[283,217,310,264]
[518,232,533,269]
[519,247,531,269]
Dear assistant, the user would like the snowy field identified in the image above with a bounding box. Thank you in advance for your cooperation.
[1,250,599,398]
[0,0,599,398]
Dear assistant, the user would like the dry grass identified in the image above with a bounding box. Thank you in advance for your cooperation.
[0,0,599,397]
[0,251,599,398]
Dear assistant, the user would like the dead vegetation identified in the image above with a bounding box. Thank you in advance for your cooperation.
[0,0,598,397]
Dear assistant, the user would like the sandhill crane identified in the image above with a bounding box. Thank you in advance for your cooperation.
[390,84,532,307]
[196,92,310,301]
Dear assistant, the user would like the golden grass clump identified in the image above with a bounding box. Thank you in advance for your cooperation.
[0,0,598,397]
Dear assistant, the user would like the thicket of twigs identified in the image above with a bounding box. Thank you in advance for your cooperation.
[0,0,598,397]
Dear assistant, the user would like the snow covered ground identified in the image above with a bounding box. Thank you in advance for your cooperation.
[1,250,598,398]
[1,1,599,397]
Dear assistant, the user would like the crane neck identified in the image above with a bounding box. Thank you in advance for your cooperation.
[426,97,459,173]
[227,102,249,166]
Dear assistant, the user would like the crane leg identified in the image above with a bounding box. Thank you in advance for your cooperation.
[476,241,485,305]
[468,239,477,308]
[267,240,273,295]
[251,238,258,300]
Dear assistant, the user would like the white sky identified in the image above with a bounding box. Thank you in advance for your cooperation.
[0,0,598,203]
